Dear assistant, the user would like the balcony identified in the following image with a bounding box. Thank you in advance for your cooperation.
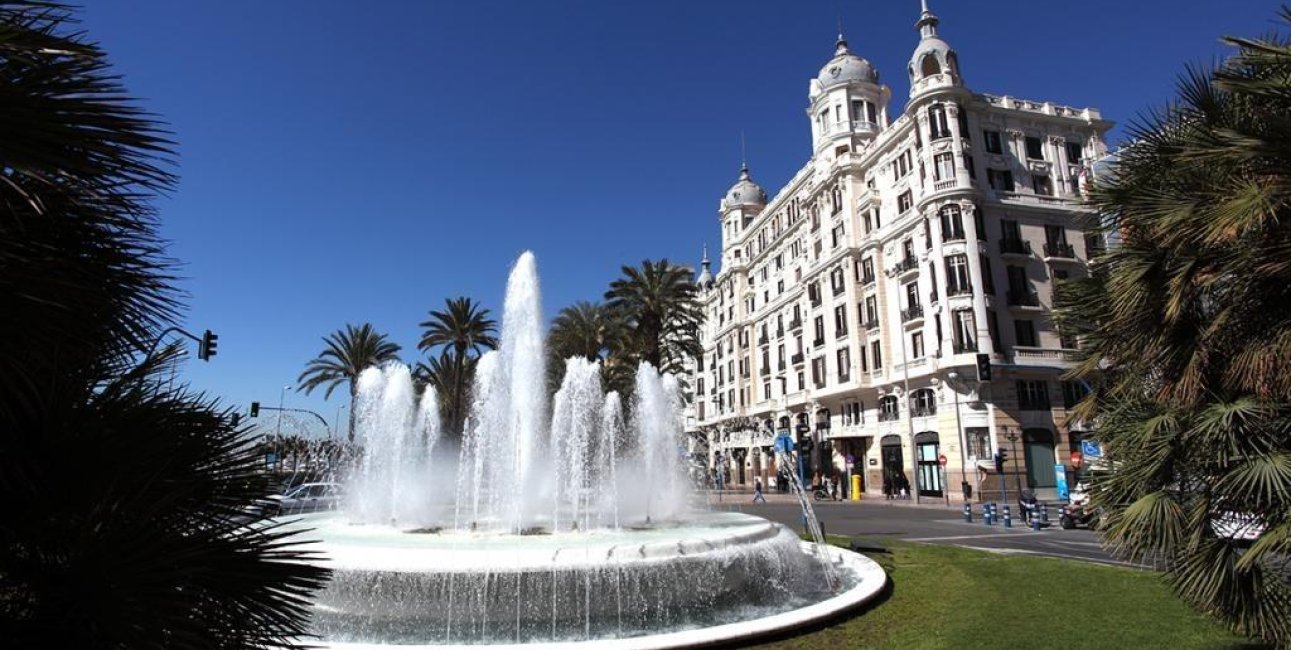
[901,304,925,323]
[759,367,770,377]
[758,335,769,346]
[1007,289,1040,308]
[861,273,876,287]
[1012,346,1079,366]
[1043,242,1077,260]
[878,410,900,423]
[911,405,937,418]
[947,284,973,297]
[999,238,1032,257]
[790,352,805,365]
[894,257,919,275]
[776,327,784,338]
[953,340,978,354]
[863,318,880,330]
[789,318,802,330]
[942,227,967,243]
[832,283,846,297]
[929,290,939,304]
[838,372,851,383]
[812,337,825,347]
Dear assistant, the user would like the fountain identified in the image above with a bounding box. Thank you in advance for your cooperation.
[280,251,886,648]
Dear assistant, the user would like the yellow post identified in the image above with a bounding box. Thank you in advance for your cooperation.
[851,474,862,501]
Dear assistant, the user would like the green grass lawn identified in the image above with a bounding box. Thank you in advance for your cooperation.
[752,537,1259,650]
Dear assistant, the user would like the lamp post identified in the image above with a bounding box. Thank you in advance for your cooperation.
[1007,429,1022,495]
[274,385,289,471]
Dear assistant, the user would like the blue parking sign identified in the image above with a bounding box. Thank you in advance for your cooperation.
[1080,440,1102,458]
[774,433,794,454]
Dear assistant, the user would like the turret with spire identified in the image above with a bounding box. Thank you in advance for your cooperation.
[696,244,713,289]
[908,0,962,96]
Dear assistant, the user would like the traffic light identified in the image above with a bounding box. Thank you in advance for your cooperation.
[995,446,1008,473]
[231,413,241,427]
[197,329,218,361]
[250,401,260,418]
[975,353,992,382]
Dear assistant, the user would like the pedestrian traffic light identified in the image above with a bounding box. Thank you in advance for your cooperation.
[250,401,260,418]
[197,329,218,361]
[995,447,1008,473]
[975,353,992,381]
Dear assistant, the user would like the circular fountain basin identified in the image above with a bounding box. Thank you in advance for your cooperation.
[283,511,886,648]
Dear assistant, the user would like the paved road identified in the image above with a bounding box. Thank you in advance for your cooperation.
[707,497,1132,567]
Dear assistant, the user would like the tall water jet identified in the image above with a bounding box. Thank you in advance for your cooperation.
[599,391,623,529]
[349,363,429,524]
[550,357,604,531]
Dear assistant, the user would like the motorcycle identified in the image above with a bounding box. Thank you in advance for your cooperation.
[1058,502,1099,529]
[812,485,831,501]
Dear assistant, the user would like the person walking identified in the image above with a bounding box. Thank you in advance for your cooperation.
[753,478,766,504]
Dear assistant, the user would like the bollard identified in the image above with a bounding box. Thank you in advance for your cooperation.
[963,503,972,523]
[1040,503,1050,525]
[1031,506,1041,531]
[985,503,995,526]
[1003,505,1013,528]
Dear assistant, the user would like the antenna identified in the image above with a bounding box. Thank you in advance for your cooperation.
[836,0,844,40]
[740,130,747,170]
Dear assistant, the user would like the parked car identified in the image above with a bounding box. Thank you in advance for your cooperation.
[258,482,344,517]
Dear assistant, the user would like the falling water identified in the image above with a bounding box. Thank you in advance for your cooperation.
[550,357,604,531]
[599,391,623,529]
[349,363,440,524]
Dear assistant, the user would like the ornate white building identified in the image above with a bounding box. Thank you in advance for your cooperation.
[690,2,1111,503]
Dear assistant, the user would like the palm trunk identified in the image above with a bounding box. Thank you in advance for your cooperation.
[348,384,357,443]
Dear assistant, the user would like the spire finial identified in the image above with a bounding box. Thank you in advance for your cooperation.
[916,0,939,38]
[740,129,747,171]
[836,0,845,42]
[702,244,710,264]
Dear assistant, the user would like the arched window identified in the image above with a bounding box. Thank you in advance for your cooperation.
[920,53,941,77]
[879,396,900,421]
[831,185,843,214]
[928,105,951,140]
[910,388,937,417]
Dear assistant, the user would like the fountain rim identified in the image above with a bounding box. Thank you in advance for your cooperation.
[302,539,886,650]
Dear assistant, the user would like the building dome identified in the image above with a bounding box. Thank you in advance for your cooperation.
[816,38,879,88]
[722,166,767,209]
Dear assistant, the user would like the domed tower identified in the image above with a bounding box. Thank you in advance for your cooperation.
[695,244,714,289]
[718,165,766,268]
[807,33,891,156]
[908,0,962,99]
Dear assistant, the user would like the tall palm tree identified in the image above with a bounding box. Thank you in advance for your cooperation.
[418,297,497,438]
[546,301,631,393]
[297,322,401,441]
[0,4,327,647]
[1054,11,1291,644]
[604,259,702,376]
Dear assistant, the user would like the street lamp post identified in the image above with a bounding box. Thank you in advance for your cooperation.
[274,385,289,471]
[1007,430,1022,495]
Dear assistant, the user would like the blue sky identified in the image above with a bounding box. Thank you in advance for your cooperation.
[81,1,1275,435]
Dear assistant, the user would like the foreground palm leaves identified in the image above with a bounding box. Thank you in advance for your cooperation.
[1056,9,1291,644]
[0,3,328,647]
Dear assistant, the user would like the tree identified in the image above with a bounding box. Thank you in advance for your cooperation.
[604,259,703,377]
[297,323,401,441]
[545,301,634,394]
[1054,11,1291,643]
[0,3,327,647]
[418,297,497,438]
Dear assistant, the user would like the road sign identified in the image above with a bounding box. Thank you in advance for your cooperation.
[938,454,947,467]
[1080,440,1102,458]
[774,432,794,454]
[1070,450,1083,468]
[845,454,856,465]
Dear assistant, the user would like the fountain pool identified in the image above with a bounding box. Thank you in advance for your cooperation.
[288,252,886,647]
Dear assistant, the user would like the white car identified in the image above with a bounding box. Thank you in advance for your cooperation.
[260,482,344,516]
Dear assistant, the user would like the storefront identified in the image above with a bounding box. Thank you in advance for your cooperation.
[880,434,905,496]
[915,431,943,498]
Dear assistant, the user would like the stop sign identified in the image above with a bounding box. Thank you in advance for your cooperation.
[1071,450,1083,468]
[937,454,947,467]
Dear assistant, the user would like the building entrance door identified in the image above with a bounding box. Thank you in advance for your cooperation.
[1024,428,1057,490]
[880,435,904,497]
[915,432,943,497]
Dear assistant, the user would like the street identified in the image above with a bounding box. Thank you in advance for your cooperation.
[708,495,1133,567]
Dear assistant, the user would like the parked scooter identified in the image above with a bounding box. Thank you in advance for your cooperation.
[1059,482,1099,529]
[812,485,830,501]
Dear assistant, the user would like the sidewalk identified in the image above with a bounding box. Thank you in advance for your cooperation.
[699,487,967,510]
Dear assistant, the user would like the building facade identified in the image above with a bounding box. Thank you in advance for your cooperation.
[690,3,1111,503]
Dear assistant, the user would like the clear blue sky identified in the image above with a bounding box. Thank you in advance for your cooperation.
[81,1,1276,435]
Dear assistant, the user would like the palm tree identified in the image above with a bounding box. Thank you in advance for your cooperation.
[297,323,401,441]
[414,351,479,430]
[604,259,703,376]
[1054,11,1291,644]
[546,301,629,392]
[418,297,497,438]
[0,4,327,647]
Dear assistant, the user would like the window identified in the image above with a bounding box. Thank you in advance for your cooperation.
[777,344,785,370]
[879,395,900,421]
[894,149,914,177]
[987,168,1015,192]
[861,257,876,284]
[864,296,879,328]
[862,211,873,233]
[831,223,845,248]
[967,427,990,458]
[905,282,920,310]
[911,388,936,416]
[1025,136,1044,160]
[902,238,916,262]
[987,310,1001,353]
[1017,380,1051,410]
[871,340,883,369]
[808,281,821,305]
[813,316,825,346]
[911,331,925,359]
[763,381,771,400]
[1062,380,1089,409]
[831,266,845,294]
[928,105,951,139]
[1007,264,1030,299]
[837,347,851,381]
[811,356,826,388]
[1065,140,1083,163]
[867,102,878,124]
[952,309,976,352]
[898,190,913,213]
[984,130,1003,154]
[830,185,843,214]
[1014,318,1037,347]
[843,401,863,425]
[1032,174,1053,196]
[934,152,955,181]
[946,254,971,294]
[834,304,848,337]
[964,152,976,179]
[939,205,965,241]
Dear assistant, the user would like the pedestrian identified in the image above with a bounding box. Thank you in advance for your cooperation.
[830,476,839,501]
[882,474,893,500]
[753,479,766,504]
